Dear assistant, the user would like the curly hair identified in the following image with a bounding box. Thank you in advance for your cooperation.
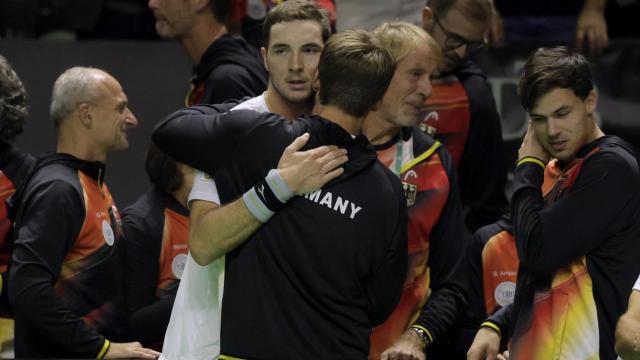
[0,56,28,143]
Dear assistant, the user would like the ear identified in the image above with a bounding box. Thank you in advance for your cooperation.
[78,103,92,128]
[261,47,269,72]
[585,89,597,114]
[422,6,434,30]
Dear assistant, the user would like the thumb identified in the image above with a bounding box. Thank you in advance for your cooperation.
[285,133,310,153]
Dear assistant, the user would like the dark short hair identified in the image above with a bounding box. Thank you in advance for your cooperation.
[518,46,594,112]
[0,56,28,143]
[210,0,230,23]
[262,0,331,48]
[145,143,183,194]
[318,29,395,118]
[427,0,492,24]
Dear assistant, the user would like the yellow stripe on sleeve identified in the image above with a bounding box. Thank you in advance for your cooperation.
[96,339,110,359]
[516,156,545,170]
[480,321,502,337]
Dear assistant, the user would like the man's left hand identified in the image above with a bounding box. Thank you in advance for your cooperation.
[381,330,426,360]
[518,122,550,164]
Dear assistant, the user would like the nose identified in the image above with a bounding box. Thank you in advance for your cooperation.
[148,0,157,10]
[547,118,561,138]
[125,109,138,128]
[417,75,432,101]
[289,51,303,72]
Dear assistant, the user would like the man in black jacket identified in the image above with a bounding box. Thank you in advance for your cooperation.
[153,30,408,359]
[8,67,159,359]
[148,0,267,105]
[420,0,508,233]
[468,46,640,360]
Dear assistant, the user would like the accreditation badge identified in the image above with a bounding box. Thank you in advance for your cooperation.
[402,182,417,207]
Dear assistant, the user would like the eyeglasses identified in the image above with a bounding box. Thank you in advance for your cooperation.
[432,14,487,52]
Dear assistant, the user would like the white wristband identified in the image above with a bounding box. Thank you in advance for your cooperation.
[188,170,221,208]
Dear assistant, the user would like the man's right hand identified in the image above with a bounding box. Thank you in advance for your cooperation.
[467,327,501,360]
[278,133,348,195]
[105,341,160,359]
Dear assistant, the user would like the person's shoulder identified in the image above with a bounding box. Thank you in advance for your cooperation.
[231,94,268,112]
[370,160,404,196]
[122,189,164,219]
[474,221,510,247]
[231,109,286,125]
[122,189,167,237]
[454,60,487,81]
[410,128,454,170]
[22,169,82,213]
[588,136,640,177]
[28,161,79,191]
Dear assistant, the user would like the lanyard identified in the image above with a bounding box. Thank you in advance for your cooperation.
[394,137,404,177]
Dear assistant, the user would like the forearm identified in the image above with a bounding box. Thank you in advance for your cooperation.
[152,104,249,174]
[412,167,467,341]
[412,286,464,344]
[13,282,105,357]
[484,302,512,337]
[510,162,545,273]
[189,198,261,265]
[616,313,640,359]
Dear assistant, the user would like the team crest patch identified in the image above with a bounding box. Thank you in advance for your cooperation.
[402,182,417,206]
[102,220,115,246]
[494,281,516,307]
[172,253,188,279]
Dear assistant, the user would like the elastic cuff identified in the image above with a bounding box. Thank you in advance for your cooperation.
[242,187,275,222]
[411,324,434,343]
[97,339,110,359]
[480,321,502,337]
[265,169,294,203]
[188,170,221,207]
[517,156,545,170]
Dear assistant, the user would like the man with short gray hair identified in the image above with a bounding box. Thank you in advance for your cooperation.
[8,67,159,359]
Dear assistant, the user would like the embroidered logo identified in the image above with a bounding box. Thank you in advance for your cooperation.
[494,281,516,307]
[420,111,439,136]
[257,184,266,200]
[102,220,115,246]
[402,182,417,207]
[172,253,188,279]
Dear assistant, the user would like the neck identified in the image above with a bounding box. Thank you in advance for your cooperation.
[171,186,190,208]
[180,18,227,64]
[57,130,107,163]
[362,111,401,145]
[265,89,313,120]
[312,102,362,135]
[56,118,107,162]
[589,122,605,143]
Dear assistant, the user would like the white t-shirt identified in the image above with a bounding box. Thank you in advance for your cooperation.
[634,273,640,291]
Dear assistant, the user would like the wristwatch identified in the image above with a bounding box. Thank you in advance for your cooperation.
[410,326,431,347]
